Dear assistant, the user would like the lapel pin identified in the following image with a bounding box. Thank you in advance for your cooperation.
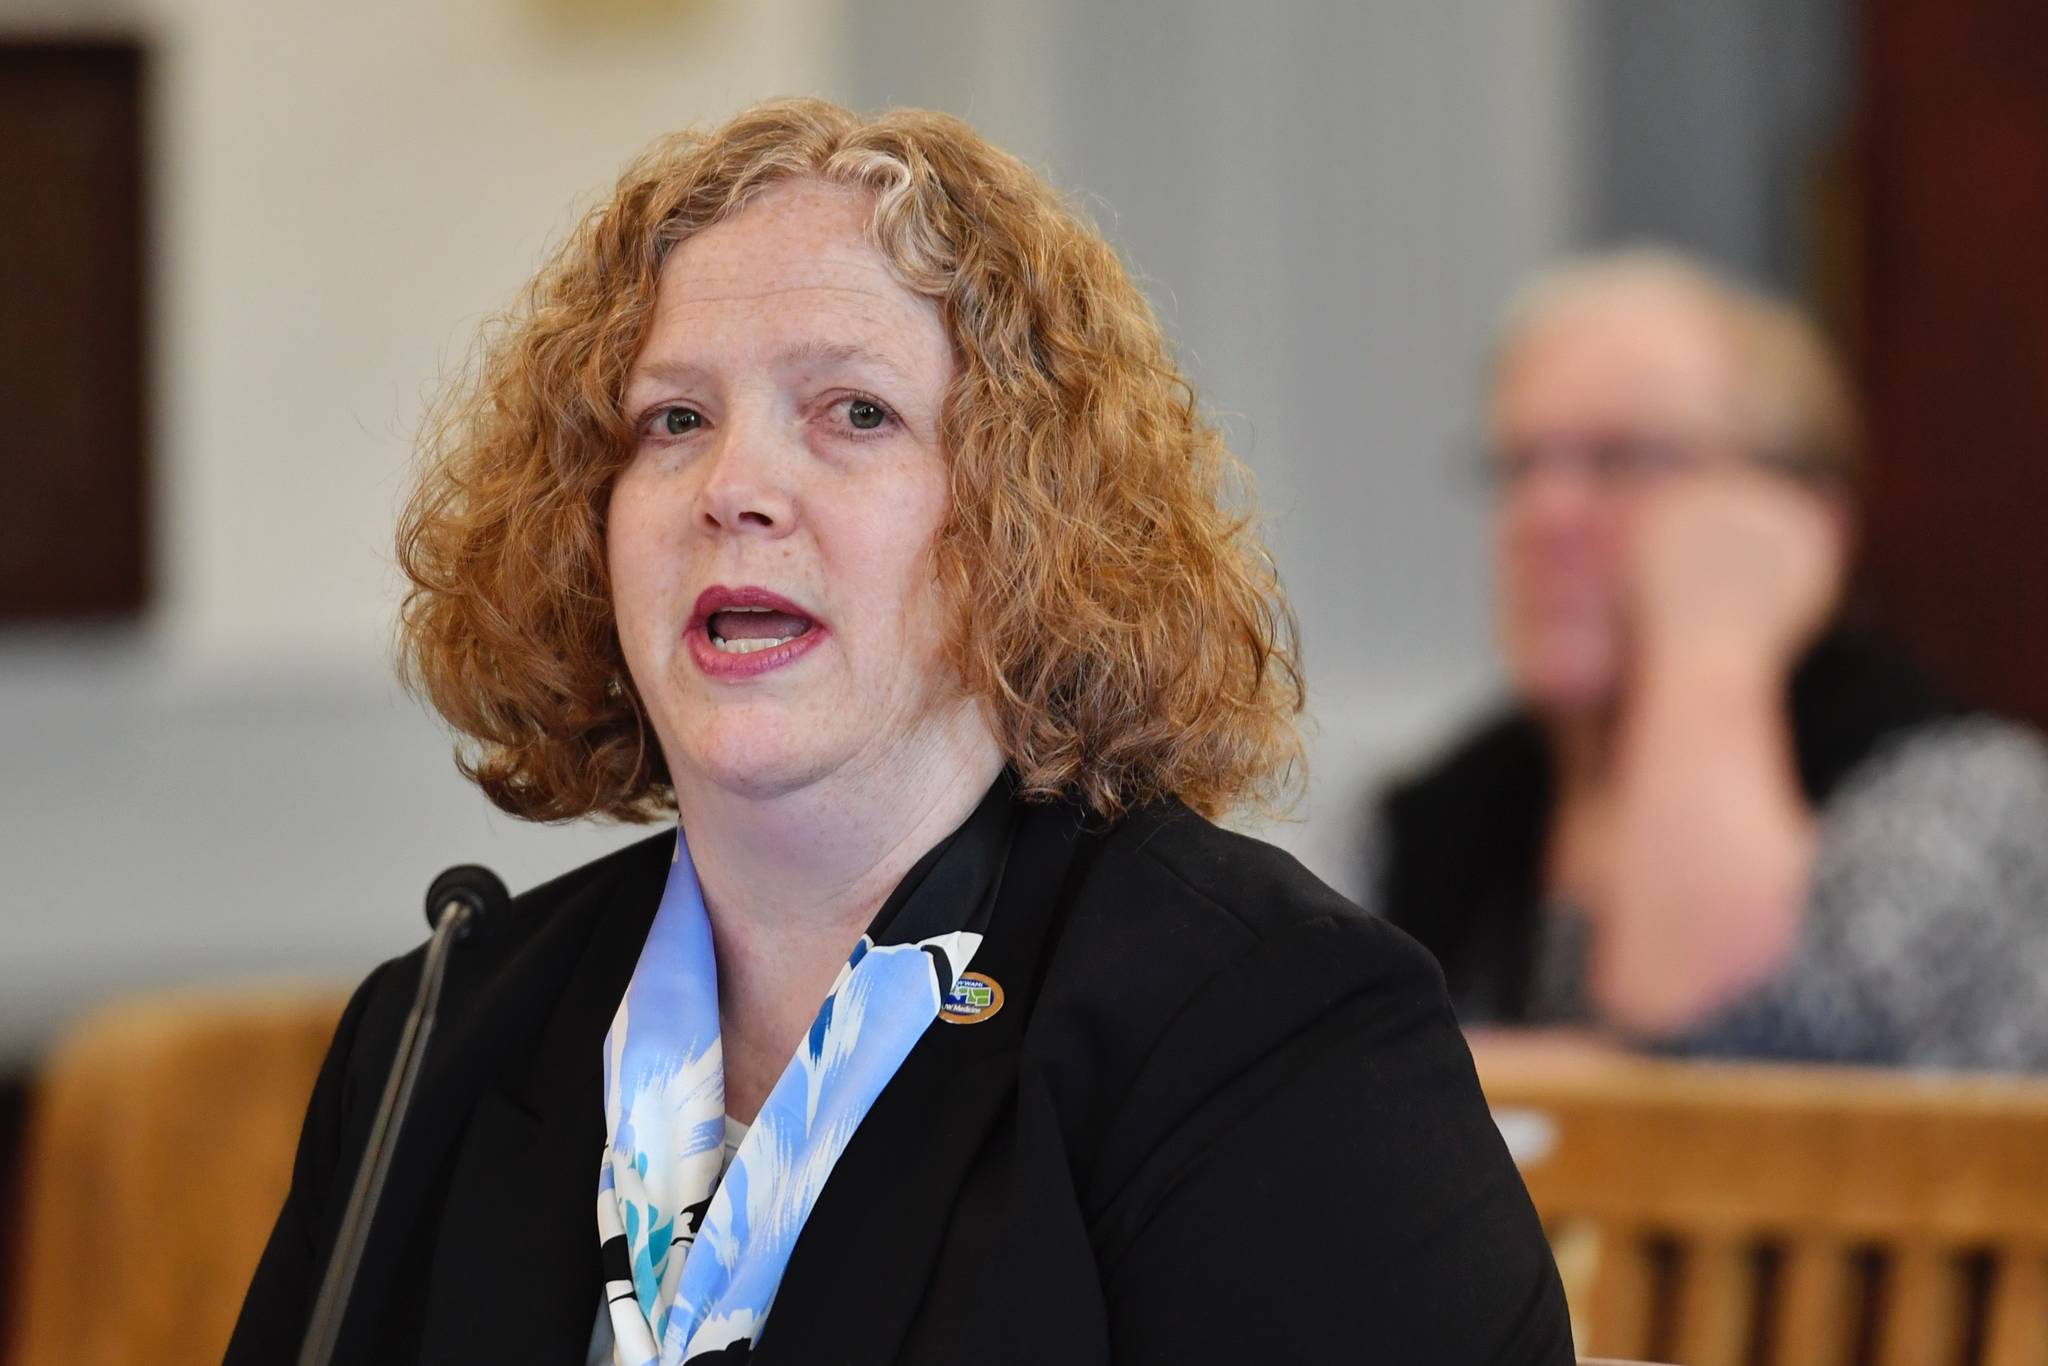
[938,971,1004,1025]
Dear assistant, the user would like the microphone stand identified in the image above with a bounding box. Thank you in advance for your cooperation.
[295,868,504,1366]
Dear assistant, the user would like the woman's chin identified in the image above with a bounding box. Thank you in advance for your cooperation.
[672,727,841,804]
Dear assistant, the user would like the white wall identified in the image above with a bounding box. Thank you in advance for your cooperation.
[153,0,845,668]
[0,0,1579,1065]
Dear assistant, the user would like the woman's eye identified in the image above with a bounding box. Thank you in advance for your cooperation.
[846,398,886,431]
[661,406,702,437]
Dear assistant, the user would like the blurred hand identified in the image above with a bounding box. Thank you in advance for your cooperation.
[1627,470,1846,678]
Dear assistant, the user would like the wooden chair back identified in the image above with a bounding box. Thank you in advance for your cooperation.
[5,986,349,1366]
[1473,1039,2048,1366]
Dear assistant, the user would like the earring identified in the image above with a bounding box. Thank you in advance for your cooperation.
[605,676,624,700]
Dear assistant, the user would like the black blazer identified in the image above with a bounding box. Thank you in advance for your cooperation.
[227,793,1572,1365]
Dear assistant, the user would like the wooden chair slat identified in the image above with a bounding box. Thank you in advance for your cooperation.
[1548,1216,1604,1352]
[1672,1235,1753,1366]
[1983,1252,2048,1366]
[1584,1223,1657,1360]
[1771,1238,1854,1366]
[1877,1244,1966,1366]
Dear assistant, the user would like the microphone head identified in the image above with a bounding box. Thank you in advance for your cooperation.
[424,864,512,934]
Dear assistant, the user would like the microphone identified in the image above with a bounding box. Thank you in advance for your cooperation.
[423,864,511,937]
[295,864,512,1366]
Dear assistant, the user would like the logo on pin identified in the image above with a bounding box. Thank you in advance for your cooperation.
[938,972,1004,1025]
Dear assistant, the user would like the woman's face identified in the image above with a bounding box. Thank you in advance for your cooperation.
[1488,291,1744,715]
[609,178,971,804]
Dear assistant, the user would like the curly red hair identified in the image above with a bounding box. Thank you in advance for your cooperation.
[398,98,1302,823]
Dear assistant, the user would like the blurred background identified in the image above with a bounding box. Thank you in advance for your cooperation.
[3,0,2046,1357]
[0,0,1868,1060]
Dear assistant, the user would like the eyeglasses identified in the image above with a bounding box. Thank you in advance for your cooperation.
[1479,434,1833,492]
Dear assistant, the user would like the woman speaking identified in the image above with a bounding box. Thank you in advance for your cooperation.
[226,100,1570,1365]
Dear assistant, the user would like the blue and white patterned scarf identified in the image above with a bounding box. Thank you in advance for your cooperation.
[597,828,982,1365]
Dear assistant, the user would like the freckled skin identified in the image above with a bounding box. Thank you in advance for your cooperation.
[607,179,969,805]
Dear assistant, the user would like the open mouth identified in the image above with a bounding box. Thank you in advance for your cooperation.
[706,605,816,655]
[686,585,826,677]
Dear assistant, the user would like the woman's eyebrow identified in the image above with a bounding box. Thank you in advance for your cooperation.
[623,356,709,394]
[627,341,917,391]
[776,338,916,387]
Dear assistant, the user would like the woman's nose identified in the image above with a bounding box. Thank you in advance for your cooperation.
[695,419,796,536]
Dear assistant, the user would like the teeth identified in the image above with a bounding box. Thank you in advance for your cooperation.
[711,634,798,655]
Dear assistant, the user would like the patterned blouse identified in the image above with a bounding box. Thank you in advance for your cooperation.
[1385,716,2048,1071]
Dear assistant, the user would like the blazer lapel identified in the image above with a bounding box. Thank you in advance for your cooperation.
[414,878,659,1366]
[335,834,670,1366]
[754,799,1089,1366]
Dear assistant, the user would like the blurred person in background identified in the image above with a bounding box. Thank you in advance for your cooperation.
[227,100,1571,1365]
[1371,248,2048,1069]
